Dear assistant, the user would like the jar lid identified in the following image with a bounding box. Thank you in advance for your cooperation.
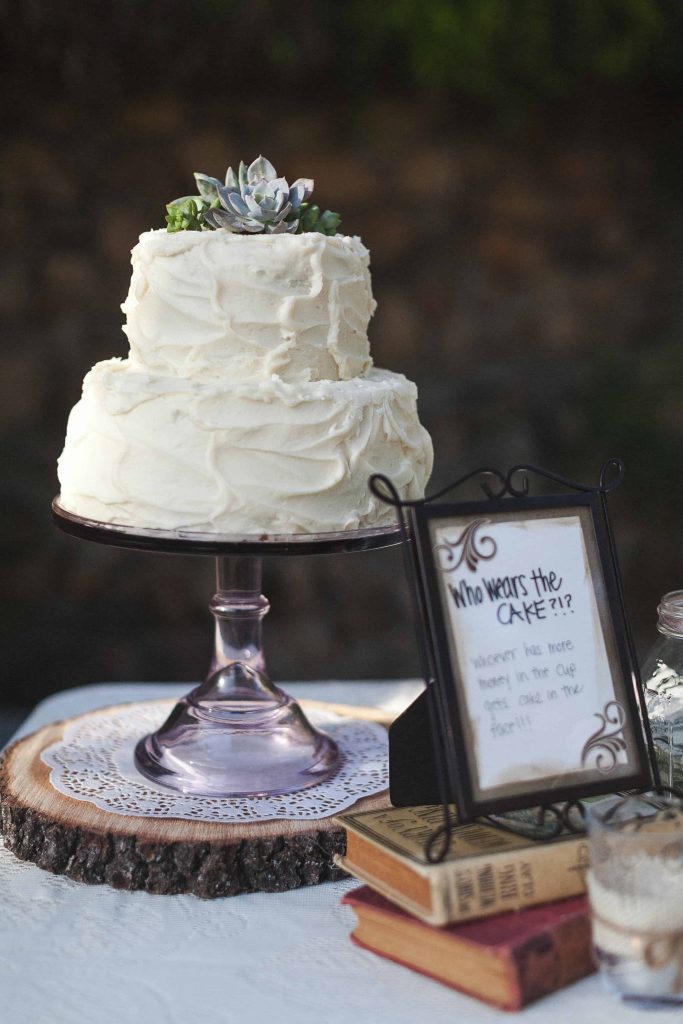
[658,591,683,637]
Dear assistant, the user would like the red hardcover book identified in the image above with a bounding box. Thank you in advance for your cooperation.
[342,886,594,1011]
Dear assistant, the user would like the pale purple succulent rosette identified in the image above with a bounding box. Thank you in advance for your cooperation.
[201,156,313,234]
[166,154,341,235]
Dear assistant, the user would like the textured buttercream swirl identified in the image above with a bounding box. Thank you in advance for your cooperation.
[57,359,433,535]
[121,230,375,384]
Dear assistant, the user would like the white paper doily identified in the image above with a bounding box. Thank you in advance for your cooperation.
[41,700,388,823]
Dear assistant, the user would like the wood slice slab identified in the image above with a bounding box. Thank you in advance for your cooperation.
[0,706,389,898]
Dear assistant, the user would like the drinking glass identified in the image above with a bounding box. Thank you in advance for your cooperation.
[587,793,683,1006]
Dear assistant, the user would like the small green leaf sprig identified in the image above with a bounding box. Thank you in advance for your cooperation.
[166,156,341,236]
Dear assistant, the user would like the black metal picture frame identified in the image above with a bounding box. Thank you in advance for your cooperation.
[371,461,658,833]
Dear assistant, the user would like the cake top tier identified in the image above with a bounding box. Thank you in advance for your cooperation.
[122,229,375,384]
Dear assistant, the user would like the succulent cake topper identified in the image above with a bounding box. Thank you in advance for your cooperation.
[166,155,341,236]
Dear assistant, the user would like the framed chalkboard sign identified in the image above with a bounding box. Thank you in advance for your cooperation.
[372,463,656,824]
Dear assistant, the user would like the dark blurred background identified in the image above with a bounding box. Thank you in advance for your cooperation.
[2,0,683,726]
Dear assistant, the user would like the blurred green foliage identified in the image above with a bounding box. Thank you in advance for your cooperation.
[354,0,677,97]
[5,0,683,120]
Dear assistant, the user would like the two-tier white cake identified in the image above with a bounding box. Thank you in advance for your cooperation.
[58,168,432,534]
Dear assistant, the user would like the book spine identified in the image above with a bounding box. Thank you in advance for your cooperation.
[506,910,594,1009]
[431,836,589,925]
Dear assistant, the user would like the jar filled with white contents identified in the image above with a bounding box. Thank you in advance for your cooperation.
[643,591,683,790]
[586,794,683,1005]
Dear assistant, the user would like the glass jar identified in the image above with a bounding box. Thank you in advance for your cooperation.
[643,591,683,789]
[586,793,683,1005]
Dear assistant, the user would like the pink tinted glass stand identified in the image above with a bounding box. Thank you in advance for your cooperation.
[52,500,399,797]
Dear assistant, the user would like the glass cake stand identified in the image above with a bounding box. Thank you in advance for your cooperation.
[52,499,400,797]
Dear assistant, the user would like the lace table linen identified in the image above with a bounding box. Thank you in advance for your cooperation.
[2,681,676,1024]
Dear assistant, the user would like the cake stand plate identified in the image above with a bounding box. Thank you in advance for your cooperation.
[51,501,400,556]
[0,706,390,897]
[50,500,400,800]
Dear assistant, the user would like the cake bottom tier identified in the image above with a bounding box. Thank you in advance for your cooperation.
[57,360,433,534]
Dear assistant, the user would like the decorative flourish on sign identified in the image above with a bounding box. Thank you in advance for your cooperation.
[581,700,627,773]
[434,518,497,574]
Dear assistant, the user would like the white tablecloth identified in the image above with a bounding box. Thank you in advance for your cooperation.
[1,681,678,1024]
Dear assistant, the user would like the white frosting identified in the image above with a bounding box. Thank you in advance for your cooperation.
[59,226,433,534]
[122,230,375,384]
[57,360,433,534]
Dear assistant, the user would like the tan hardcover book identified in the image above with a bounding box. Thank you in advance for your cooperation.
[334,805,589,926]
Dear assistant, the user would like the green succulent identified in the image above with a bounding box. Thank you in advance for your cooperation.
[165,156,341,236]
[165,195,219,232]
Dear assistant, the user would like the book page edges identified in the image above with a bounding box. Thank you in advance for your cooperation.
[336,855,445,925]
[343,829,434,909]
[349,916,518,1010]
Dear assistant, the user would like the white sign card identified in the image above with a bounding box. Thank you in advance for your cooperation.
[415,500,649,811]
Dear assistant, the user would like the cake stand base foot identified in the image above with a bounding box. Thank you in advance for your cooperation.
[135,553,342,797]
[134,679,339,797]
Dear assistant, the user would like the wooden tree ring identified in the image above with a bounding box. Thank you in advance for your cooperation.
[0,706,389,898]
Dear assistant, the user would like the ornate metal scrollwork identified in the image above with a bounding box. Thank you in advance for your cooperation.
[370,458,627,512]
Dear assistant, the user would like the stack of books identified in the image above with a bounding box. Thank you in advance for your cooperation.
[335,804,594,1011]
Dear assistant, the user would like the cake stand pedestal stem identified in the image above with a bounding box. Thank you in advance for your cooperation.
[133,554,340,796]
[199,555,273,699]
